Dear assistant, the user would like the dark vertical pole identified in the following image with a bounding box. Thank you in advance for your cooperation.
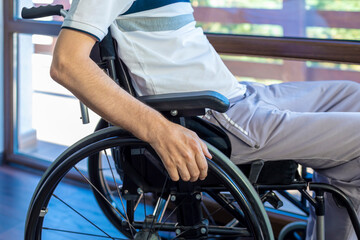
[3,0,15,163]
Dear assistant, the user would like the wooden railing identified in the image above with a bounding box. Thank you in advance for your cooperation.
[31,0,360,83]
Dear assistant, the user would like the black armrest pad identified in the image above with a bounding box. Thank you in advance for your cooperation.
[138,91,230,113]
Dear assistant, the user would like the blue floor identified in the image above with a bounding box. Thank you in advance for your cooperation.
[0,165,127,240]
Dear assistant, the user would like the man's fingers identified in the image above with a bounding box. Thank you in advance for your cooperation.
[166,165,180,181]
[186,159,201,182]
[161,159,180,181]
[177,164,191,182]
[195,152,208,180]
[200,140,212,159]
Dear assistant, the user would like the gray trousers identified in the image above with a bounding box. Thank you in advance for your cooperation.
[206,80,360,240]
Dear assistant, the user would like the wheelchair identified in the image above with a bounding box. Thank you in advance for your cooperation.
[22,5,360,240]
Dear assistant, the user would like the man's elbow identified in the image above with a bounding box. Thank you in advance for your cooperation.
[50,54,70,86]
[50,29,96,85]
[50,62,60,83]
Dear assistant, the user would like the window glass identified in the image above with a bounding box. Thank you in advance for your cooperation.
[191,0,360,41]
[15,33,100,163]
[16,0,360,41]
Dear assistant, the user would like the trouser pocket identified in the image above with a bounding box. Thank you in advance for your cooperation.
[210,109,260,149]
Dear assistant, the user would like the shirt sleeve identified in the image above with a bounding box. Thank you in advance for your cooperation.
[62,0,135,41]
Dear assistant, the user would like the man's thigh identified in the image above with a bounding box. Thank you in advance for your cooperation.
[249,80,360,112]
[207,81,360,169]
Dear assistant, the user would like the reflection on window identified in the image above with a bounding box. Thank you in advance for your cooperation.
[307,62,360,72]
[306,0,360,11]
[199,22,283,36]
[192,0,283,9]
[191,0,360,40]
[307,27,360,41]
[220,54,360,85]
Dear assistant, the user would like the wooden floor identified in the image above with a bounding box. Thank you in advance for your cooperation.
[0,164,125,240]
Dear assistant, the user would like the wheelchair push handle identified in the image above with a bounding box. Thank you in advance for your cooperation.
[21,4,66,19]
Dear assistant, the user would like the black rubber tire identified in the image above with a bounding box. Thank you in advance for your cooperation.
[278,221,307,240]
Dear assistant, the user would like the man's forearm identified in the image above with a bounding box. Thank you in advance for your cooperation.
[51,51,168,143]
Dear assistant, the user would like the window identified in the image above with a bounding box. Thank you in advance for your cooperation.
[15,33,100,162]
[193,0,360,40]
[5,0,99,167]
[191,0,360,84]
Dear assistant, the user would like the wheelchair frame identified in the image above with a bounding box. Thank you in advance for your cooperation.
[22,4,360,240]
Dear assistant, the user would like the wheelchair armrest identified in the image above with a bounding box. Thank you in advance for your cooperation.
[138,91,230,116]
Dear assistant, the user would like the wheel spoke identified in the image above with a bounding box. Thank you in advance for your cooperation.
[104,150,135,238]
[209,198,235,217]
[159,194,171,223]
[73,166,136,232]
[51,194,114,239]
[157,196,187,232]
[170,228,191,240]
[143,192,147,219]
[42,227,127,239]
[206,190,246,227]
[147,177,168,240]
[201,201,216,225]
[133,193,144,211]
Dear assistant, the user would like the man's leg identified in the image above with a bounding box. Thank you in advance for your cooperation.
[207,80,360,239]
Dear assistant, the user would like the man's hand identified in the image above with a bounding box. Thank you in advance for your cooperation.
[148,121,212,182]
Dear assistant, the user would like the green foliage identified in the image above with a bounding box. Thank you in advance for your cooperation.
[307,61,360,72]
[191,0,360,11]
[197,22,283,36]
[306,0,360,11]
[307,27,360,41]
[220,55,283,64]
[191,0,282,9]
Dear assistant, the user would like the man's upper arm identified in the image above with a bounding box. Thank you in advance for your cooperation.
[50,28,98,85]
[53,1,135,75]
[62,0,135,41]
[54,29,97,59]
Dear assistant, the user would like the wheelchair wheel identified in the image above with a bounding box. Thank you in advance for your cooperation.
[278,221,307,240]
[25,126,273,240]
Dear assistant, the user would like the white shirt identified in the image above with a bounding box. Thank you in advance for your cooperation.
[62,0,246,98]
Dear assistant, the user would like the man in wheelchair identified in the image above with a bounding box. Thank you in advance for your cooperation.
[49,0,360,239]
